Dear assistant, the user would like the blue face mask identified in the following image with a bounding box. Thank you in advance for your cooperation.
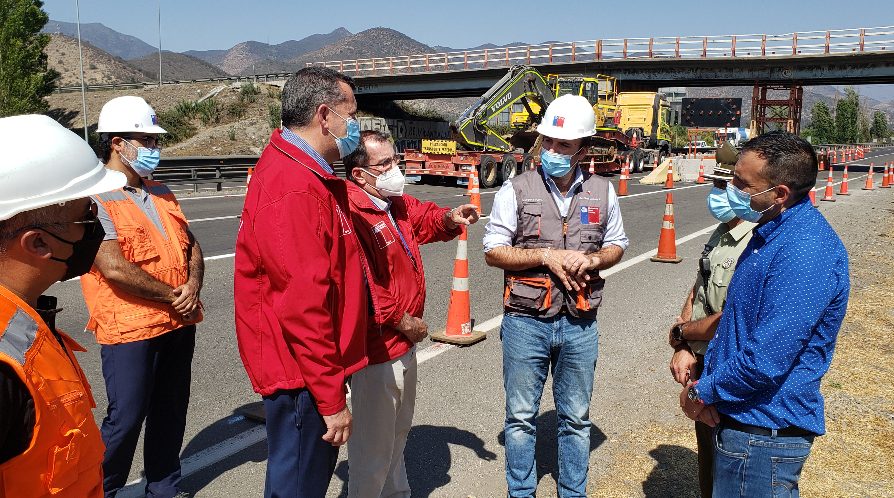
[328,108,360,158]
[121,140,160,177]
[706,186,736,223]
[540,149,579,178]
[726,183,777,223]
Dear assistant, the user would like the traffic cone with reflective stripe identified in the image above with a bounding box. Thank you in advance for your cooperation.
[696,158,706,184]
[839,163,851,195]
[863,162,876,190]
[588,157,595,175]
[650,193,682,264]
[882,162,892,188]
[467,171,482,213]
[664,158,675,189]
[246,167,253,186]
[431,226,486,345]
[618,159,629,196]
[818,158,825,172]
[820,165,836,202]
[809,189,817,206]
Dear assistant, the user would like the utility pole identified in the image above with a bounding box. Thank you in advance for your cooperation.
[158,1,162,88]
[75,0,88,141]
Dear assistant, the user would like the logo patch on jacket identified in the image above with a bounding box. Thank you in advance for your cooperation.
[580,206,600,224]
[372,221,395,250]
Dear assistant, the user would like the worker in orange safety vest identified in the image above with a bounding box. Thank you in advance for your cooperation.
[0,114,127,497]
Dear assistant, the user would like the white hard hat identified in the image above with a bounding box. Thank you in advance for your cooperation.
[97,96,167,134]
[0,115,127,221]
[536,94,596,141]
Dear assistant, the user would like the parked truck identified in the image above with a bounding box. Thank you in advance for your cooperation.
[403,65,627,188]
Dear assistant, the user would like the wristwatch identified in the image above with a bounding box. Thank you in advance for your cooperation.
[671,323,687,343]
[687,385,701,402]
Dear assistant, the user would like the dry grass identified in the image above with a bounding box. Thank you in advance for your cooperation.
[587,224,894,497]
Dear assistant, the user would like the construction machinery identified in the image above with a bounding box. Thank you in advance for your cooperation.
[404,66,627,188]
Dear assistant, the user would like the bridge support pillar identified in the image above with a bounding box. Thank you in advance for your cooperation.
[750,83,803,137]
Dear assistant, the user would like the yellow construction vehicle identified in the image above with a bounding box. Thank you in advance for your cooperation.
[510,73,619,131]
[616,92,672,172]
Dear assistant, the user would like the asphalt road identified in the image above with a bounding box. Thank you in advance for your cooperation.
[46,147,894,497]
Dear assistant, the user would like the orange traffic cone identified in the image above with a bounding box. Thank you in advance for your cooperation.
[618,159,629,196]
[246,167,254,186]
[588,157,595,175]
[863,162,875,190]
[664,158,675,189]
[467,171,482,213]
[818,158,825,172]
[431,226,486,345]
[650,193,682,264]
[820,165,836,202]
[809,189,817,206]
[839,163,851,195]
[696,159,706,184]
[882,162,892,188]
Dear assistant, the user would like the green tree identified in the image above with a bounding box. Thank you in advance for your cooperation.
[0,0,58,117]
[834,88,860,144]
[870,111,889,140]
[809,101,835,144]
[857,111,871,142]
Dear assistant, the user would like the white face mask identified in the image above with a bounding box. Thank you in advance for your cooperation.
[363,167,405,197]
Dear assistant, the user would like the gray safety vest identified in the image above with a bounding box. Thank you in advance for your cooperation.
[504,168,610,319]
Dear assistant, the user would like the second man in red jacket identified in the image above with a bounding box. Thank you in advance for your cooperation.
[344,130,479,497]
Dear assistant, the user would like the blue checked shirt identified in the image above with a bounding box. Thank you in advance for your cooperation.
[281,127,334,175]
[698,196,850,435]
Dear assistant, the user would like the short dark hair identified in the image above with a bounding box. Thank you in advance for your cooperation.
[98,134,118,163]
[344,130,393,179]
[740,130,817,202]
[281,67,356,129]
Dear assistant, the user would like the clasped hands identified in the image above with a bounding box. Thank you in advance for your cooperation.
[542,248,600,292]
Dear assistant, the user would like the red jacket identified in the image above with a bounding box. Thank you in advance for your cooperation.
[234,130,370,415]
[346,183,461,364]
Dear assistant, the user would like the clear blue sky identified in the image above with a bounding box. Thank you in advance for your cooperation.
[43,0,892,53]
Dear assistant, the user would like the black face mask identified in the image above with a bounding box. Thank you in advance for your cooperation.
[39,221,106,282]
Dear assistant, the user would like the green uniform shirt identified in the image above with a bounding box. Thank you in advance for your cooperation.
[688,220,756,355]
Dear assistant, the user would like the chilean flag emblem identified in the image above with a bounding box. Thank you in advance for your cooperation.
[553,116,565,127]
[580,206,600,225]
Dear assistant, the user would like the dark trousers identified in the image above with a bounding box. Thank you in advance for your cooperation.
[694,354,713,498]
[263,388,338,498]
[100,325,196,498]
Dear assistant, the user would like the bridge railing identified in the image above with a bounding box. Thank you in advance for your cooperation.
[306,26,894,78]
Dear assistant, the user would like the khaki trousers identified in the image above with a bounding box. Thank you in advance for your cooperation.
[348,347,417,498]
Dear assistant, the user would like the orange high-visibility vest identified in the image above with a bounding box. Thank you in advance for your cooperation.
[81,180,202,345]
[0,285,104,497]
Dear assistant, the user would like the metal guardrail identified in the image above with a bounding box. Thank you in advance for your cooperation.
[54,72,294,93]
[151,155,347,192]
[305,25,894,77]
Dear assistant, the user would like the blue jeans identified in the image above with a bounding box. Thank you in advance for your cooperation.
[501,312,599,498]
[713,425,815,498]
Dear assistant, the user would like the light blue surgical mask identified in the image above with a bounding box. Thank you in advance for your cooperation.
[706,186,736,223]
[726,183,777,223]
[328,108,360,158]
[540,148,581,178]
[121,140,161,177]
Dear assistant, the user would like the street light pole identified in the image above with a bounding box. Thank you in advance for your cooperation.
[75,0,88,141]
[158,1,162,88]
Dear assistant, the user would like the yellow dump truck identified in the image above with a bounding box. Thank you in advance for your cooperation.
[616,92,672,172]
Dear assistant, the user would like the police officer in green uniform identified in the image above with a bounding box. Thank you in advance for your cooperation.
[667,142,755,498]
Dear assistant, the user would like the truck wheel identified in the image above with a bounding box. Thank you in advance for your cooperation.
[522,154,535,172]
[501,155,518,182]
[479,155,499,188]
[631,149,644,173]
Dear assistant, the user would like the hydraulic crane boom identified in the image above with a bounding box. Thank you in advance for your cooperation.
[454,65,555,152]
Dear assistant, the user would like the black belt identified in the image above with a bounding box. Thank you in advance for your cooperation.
[719,415,815,438]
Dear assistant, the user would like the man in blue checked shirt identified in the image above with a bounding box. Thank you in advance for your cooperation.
[680,131,850,497]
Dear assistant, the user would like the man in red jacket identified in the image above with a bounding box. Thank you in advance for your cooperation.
[343,130,479,497]
[234,67,371,497]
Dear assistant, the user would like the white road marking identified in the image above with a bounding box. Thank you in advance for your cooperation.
[189,215,241,223]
